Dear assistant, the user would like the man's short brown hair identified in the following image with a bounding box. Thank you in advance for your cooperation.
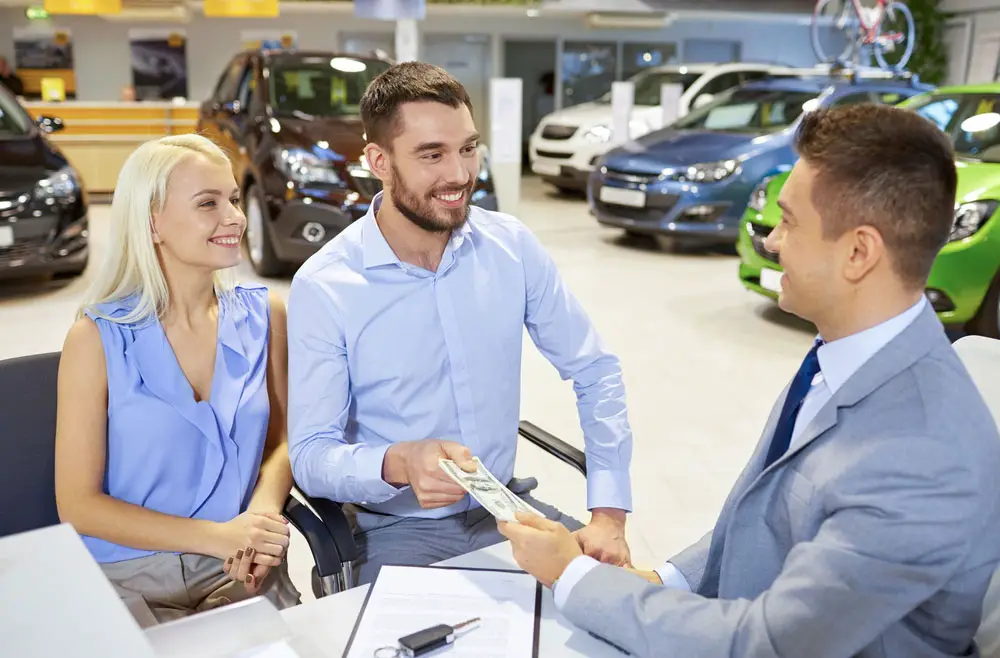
[360,61,473,148]
[795,103,957,287]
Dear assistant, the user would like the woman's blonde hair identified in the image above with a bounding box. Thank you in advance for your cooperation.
[79,133,238,325]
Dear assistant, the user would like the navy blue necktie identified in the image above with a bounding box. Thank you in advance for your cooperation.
[764,341,823,469]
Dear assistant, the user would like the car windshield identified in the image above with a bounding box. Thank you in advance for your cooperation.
[953,95,1000,163]
[0,88,32,137]
[597,70,703,106]
[269,56,390,117]
[672,86,819,133]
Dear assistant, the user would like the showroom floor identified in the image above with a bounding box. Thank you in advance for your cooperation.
[0,176,818,599]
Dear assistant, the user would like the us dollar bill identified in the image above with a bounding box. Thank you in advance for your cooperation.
[439,457,545,522]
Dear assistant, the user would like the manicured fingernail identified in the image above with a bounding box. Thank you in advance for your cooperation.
[226,557,233,567]
[246,547,254,557]
[245,574,253,584]
[236,550,243,560]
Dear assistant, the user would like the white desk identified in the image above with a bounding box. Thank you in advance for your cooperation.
[281,542,623,657]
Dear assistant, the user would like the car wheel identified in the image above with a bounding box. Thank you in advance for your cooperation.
[244,183,286,278]
[967,271,1000,339]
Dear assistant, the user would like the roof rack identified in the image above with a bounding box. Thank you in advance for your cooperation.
[769,62,922,87]
[822,61,921,86]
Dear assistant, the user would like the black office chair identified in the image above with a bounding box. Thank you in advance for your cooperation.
[293,419,588,594]
[0,351,352,598]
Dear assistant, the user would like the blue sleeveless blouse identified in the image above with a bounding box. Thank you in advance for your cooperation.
[82,284,272,563]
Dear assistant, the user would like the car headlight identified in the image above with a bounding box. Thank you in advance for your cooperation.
[35,166,79,202]
[665,159,742,184]
[583,124,612,144]
[477,143,491,181]
[748,176,775,213]
[951,200,999,242]
[274,148,341,185]
[583,122,648,143]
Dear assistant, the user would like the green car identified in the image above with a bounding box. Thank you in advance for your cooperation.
[738,84,1000,338]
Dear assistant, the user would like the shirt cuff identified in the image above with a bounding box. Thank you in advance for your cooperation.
[553,555,600,611]
[355,444,410,504]
[586,468,633,513]
[654,562,691,591]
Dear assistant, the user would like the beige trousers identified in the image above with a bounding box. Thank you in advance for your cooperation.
[100,552,301,628]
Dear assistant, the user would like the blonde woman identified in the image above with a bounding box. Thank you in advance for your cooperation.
[54,134,300,625]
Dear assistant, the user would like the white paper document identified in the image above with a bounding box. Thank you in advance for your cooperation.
[343,566,539,658]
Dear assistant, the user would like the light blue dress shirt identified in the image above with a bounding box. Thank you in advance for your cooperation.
[82,285,273,563]
[554,296,929,609]
[286,193,633,519]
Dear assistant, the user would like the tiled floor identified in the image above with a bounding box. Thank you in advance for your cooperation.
[0,175,817,600]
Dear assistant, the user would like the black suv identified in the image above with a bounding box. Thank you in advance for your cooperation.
[0,85,88,281]
[199,50,499,276]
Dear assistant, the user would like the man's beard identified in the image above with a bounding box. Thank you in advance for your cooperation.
[388,163,473,233]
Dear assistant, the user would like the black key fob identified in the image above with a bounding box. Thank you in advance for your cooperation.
[398,624,454,657]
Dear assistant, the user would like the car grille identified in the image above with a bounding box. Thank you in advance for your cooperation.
[596,193,680,223]
[350,172,382,200]
[0,236,49,266]
[541,124,577,140]
[748,221,778,264]
[536,150,572,160]
[603,167,661,186]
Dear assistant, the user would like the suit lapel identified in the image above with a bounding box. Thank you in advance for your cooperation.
[759,304,947,475]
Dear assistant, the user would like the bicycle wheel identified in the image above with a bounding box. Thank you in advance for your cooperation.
[811,0,860,65]
[873,1,916,71]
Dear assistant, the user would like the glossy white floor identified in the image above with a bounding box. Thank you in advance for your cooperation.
[0,175,817,601]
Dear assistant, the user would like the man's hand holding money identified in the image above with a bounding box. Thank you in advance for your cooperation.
[382,439,478,509]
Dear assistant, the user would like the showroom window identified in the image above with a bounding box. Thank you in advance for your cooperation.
[561,42,617,108]
[621,42,678,80]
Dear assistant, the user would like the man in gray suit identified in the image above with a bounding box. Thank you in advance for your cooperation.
[501,103,1000,657]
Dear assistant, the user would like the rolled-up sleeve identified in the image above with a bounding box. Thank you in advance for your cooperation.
[519,227,633,512]
[286,274,404,504]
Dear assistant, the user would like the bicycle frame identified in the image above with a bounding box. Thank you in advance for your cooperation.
[843,0,904,46]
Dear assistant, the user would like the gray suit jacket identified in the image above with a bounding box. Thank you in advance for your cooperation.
[563,305,1000,657]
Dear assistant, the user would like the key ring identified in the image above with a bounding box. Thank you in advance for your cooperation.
[374,647,402,658]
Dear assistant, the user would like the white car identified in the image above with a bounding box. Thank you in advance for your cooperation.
[529,62,799,193]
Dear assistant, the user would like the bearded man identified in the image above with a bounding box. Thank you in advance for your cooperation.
[286,62,635,585]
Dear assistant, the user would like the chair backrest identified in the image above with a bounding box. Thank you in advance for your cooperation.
[0,352,62,538]
[955,336,1000,657]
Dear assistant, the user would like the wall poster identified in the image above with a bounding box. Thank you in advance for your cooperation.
[128,29,189,101]
[12,26,75,99]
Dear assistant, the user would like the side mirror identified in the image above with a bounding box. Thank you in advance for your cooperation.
[693,93,715,109]
[36,115,64,133]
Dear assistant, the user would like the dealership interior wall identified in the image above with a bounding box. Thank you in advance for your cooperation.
[7,0,1000,655]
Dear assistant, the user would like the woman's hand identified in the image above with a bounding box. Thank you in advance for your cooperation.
[208,510,290,563]
[224,548,279,592]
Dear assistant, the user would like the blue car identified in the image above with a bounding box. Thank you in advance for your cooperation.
[587,74,932,244]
